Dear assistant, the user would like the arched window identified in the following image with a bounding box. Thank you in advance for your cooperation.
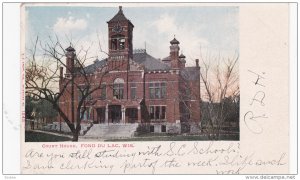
[111,35,125,50]
[113,78,124,99]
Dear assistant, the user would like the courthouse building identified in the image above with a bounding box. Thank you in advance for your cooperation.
[58,6,201,135]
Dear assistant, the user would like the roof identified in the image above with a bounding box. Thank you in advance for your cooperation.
[170,38,180,45]
[83,51,171,74]
[181,67,200,81]
[162,56,171,61]
[65,46,75,52]
[84,58,107,74]
[108,6,134,27]
[179,53,186,58]
[132,51,170,71]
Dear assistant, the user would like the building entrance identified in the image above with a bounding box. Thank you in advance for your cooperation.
[109,105,121,123]
[96,108,105,124]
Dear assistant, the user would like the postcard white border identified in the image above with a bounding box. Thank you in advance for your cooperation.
[1,1,298,177]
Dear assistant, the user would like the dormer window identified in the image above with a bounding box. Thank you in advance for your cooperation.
[111,35,125,50]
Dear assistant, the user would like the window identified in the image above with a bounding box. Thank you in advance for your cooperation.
[113,78,124,99]
[185,88,191,100]
[149,106,166,121]
[149,82,166,99]
[149,83,155,99]
[126,108,138,123]
[111,35,125,51]
[150,125,154,132]
[150,106,155,119]
[80,107,92,120]
[100,84,106,100]
[161,106,166,119]
[161,125,166,132]
[130,83,137,99]
[119,38,125,50]
[161,82,166,98]
[111,39,118,50]
[155,106,160,119]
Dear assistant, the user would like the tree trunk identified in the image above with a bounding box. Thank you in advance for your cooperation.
[72,131,79,141]
[72,123,81,142]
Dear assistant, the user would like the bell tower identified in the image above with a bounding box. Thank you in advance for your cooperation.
[107,6,134,71]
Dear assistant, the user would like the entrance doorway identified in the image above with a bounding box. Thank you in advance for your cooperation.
[96,108,105,124]
[126,108,138,123]
[109,105,121,123]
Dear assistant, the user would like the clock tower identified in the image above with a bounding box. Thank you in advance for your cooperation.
[107,6,134,71]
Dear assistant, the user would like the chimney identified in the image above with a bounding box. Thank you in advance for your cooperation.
[170,36,180,69]
[65,46,76,74]
[195,59,199,67]
[179,53,186,68]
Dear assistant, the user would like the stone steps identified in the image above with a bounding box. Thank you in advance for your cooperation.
[85,123,139,138]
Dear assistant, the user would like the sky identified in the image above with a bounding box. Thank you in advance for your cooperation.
[25,5,239,67]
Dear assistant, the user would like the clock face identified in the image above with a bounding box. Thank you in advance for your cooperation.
[112,24,123,33]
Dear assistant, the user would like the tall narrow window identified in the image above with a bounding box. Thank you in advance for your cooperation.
[130,83,137,99]
[155,83,161,98]
[149,83,155,99]
[119,38,125,50]
[161,82,166,98]
[111,39,118,50]
[150,106,155,119]
[80,107,92,120]
[161,125,166,132]
[100,84,106,100]
[155,106,160,119]
[161,106,166,119]
[113,78,124,99]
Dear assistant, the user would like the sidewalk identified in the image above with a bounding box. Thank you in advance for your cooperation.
[33,130,73,138]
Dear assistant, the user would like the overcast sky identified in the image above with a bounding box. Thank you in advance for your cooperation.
[25,5,239,67]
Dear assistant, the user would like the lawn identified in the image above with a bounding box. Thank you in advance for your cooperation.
[106,133,239,142]
[25,131,239,142]
[25,131,72,142]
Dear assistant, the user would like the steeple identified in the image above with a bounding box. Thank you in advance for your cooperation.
[108,6,134,27]
[107,6,134,71]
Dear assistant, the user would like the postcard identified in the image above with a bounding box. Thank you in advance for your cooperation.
[20,3,291,174]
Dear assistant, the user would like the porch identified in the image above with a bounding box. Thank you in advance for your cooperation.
[93,105,142,124]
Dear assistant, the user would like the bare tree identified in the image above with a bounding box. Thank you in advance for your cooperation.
[25,36,113,141]
[199,50,239,140]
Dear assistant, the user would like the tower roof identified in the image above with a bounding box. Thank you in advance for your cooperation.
[108,6,134,27]
[65,46,75,52]
[179,53,186,58]
[170,37,180,45]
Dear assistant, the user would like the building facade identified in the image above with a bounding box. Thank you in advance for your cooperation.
[58,6,201,134]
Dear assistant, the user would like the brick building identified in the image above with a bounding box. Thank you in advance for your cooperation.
[58,6,201,135]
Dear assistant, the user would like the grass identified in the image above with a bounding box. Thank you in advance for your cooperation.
[25,131,72,142]
[25,131,239,142]
[106,133,239,142]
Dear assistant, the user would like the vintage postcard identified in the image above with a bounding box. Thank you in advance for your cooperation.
[20,3,290,174]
